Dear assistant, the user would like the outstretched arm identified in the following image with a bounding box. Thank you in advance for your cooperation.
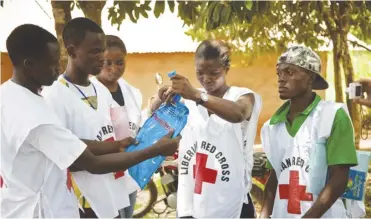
[191,91,255,123]
[171,74,255,123]
[81,137,136,156]
[73,132,181,174]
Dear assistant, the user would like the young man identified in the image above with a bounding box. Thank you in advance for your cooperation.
[260,45,358,218]
[1,24,179,218]
[41,17,142,218]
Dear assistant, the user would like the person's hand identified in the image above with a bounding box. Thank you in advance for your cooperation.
[171,74,201,101]
[155,130,181,156]
[118,137,138,152]
[158,85,176,103]
[353,78,371,107]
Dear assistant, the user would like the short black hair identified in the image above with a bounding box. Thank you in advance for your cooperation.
[195,40,231,70]
[62,17,104,47]
[6,24,58,66]
[106,35,127,54]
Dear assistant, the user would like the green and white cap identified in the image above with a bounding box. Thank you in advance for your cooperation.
[277,45,328,90]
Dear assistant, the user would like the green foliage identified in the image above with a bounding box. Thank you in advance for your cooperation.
[185,1,371,62]
[350,1,371,44]
[107,0,202,30]
[107,1,151,30]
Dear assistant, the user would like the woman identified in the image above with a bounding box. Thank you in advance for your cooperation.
[151,40,262,218]
[95,35,142,218]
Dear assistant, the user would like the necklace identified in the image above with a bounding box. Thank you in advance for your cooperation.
[63,74,97,110]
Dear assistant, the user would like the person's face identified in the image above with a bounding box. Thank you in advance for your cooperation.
[196,59,227,93]
[69,31,106,75]
[26,42,61,86]
[99,47,126,83]
[276,63,314,100]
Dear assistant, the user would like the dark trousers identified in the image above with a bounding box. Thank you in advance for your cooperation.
[240,194,256,218]
[180,193,256,218]
[79,208,98,218]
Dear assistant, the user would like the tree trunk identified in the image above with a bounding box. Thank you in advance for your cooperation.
[338,1,361,149]
[332,33,344,103]
[51,1,72,72]
[340,32,361,149]
[78,1,106,26]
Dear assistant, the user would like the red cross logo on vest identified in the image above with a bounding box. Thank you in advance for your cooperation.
[193,153,217,194]
[104,137,125,179]
[279,170,313,214]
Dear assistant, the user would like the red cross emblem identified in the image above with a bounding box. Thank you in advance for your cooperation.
[104,137,125,179]
[279,170,313,214]
[193,153,217,194]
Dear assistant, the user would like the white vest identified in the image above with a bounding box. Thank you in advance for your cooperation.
[91,77,142,194]
[1,81,79,218]
[91,77,143,136]
[117,78,142,134]
[177,87,262,218]
[261,100,348,218]
[42,76,130,218]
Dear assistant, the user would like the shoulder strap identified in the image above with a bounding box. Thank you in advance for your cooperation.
[307,101,349,195]
[311,101,348,142]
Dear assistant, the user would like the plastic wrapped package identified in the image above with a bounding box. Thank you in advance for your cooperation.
[125,71,189,189]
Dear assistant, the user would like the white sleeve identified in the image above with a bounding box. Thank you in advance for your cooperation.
[25,124,87,170]
[42,86,69,128]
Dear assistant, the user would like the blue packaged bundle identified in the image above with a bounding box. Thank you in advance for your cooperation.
[126,71,189,189]
[341,151,370,201]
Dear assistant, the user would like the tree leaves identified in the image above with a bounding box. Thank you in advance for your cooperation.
[108,1,153,28]
[177,1,202,26]
[245,0,253,10]
[186,0,371,58]
[168,0,175,13]
[154,1,165,18]
[106,0,370,54]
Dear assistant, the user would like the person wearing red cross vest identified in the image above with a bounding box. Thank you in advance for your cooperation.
[1,24,180,218]
[94,35,143,218]
[151,40,263,218]
[260,45,358,218]
[41,18,179,218]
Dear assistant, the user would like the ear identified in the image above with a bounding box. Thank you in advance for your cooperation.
[66,44,77,58]
[23,58,34,69]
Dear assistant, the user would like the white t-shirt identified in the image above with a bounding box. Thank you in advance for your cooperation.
[42,76,131,217]
[69,83,98,109]
[1,81,87,218]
